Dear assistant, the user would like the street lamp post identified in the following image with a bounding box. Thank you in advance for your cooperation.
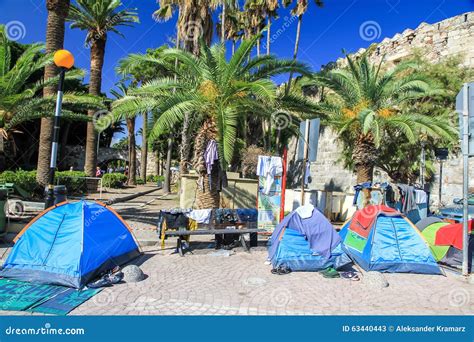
[45,50,74,208]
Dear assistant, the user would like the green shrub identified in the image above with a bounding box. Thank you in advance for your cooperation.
[136,178,145,185]
[102,173,127,188]
[146,174,164,183]
[0,170,39,195]
[55,171,88,194]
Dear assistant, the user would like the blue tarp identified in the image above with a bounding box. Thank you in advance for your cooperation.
[0,201,141,288]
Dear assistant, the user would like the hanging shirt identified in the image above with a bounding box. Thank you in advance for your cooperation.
[415,189,427,204]
[257,156,283,195]
[204,140,218,175]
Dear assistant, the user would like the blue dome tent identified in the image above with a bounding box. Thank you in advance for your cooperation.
[268,205,351,271]
[339,205,442,274]
[0,201,141,288]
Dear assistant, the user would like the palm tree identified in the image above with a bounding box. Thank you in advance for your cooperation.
[307,53,457,183]
[105,36,311,208]
[110,84,136,185]
[153,0,213,55]
[0,29,102,171]
[283,0,323,94]
[68,0,138,177]
[37,0,71,185]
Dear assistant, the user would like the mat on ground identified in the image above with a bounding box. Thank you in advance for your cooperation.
[0,278,101,315]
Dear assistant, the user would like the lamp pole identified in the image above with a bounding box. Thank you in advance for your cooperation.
[45,50,74,208]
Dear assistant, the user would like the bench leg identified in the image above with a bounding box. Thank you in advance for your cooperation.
[240,235,250,253]
[177,237,184,257]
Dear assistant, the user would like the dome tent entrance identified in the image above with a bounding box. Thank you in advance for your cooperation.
[339,205,442,274]
[0,201,141,288]
[268,205,351,271]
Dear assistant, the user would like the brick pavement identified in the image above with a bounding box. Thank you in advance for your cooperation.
[1,191,473,316]
[67,246,473,316]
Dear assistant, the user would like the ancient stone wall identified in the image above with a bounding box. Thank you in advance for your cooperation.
[290,11,474,207]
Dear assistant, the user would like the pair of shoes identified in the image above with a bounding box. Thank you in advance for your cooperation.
[271,265,292,275]
[320,267,340,278]
[87,269,124,288]
[105,271,124,284]
[340,271,360,281]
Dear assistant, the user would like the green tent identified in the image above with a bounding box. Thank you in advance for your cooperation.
[421,222,450,261]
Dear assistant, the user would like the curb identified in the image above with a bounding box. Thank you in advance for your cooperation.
[103,186,162,205]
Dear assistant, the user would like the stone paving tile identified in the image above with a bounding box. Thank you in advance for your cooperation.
[1,192,473,316]
[64,247,474,316]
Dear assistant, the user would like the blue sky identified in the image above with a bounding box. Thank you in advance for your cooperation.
[1,0,473,143]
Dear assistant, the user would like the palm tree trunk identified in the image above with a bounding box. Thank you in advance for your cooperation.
[286,14,302,95]
[353,135,377,183]
[0,136,5,171]
[231,40,236,55]
[154,149,160,176]
[221,2,226,43]
[193,117,220,209]
[163,138,173,193]
[140,112,148,182]
[37,0,70,185]
[179,112,190,175]
[356,164,374,184]
[266,16,271,56]
[127,117,136,185]
[84,37,106,177]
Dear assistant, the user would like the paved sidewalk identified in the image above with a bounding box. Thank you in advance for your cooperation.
[1,191,473,316]
[68,246,473,316]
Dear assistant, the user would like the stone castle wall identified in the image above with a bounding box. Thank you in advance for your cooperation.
[291,11,474,207]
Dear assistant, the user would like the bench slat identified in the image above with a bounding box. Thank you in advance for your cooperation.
[164,228,264,236]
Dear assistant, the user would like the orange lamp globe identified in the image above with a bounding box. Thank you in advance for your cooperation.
[53,49,74,69]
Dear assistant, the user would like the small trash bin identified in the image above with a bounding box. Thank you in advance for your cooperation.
[54,185,68,205]
[0,189,7,234]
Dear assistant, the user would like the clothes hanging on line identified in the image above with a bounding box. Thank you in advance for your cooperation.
[398,184,417,213]
[257,156,283,195]
[415,189,427,204]
[204,140,218,175]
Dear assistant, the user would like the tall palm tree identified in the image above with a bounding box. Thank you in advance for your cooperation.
[153,0,214,175]
[37,0,71,185]
[68,0,138,177]
[307,53,457,183]
[105,36,311,208]
[283,0,323,94]
[0,29,102,170]
[110,84,136,185]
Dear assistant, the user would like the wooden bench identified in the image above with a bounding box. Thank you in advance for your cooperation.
[164,223,265,256]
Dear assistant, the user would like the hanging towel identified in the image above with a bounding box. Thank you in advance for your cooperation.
[185,209,212,224]
[415,189,427,204]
